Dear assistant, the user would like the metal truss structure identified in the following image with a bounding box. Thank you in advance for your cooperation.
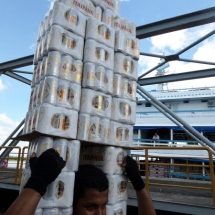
[1,6,215,153]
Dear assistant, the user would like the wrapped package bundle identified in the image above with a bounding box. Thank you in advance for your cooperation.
[53,139,81,171]
[82,62,113,94]
[35,103,78,139]
[111,98,136,125]
[106,201,127,215]
[106,174,128,204]
[50,2,87,37]
[80,146,127,174]
[115,30,140,59]
[84,39,114,70]
[80,88,112,119]
[86,18,115,48]
[47,25,84,60]
[114,52,138,81]
[113,74,137,101]
[77,113,110,144]
[109,121,133,147]
[38,172,75,208]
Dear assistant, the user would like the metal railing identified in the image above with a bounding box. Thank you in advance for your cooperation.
[0,146,28,184]
[1,145,215,206]
[131,146,215,206]
[133,138,215,146]
[146,86,215,93]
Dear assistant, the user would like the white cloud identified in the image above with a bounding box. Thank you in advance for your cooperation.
[45,0,55,16]
[150,23,215,53]
[48,0,55,10]
[0,78,8,91]
[193,36,215,62]
[139,23,215,89]
[0,113,19,144]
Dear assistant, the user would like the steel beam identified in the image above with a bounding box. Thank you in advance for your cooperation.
[12,70,33,75]
[176,29,215,55]
[138,68,215,86]
[179,58,215,66]
[139,52,165,59]
[0,55,33,71]
[136,6,215,39]
[3,71,31,85]
[1,119,25,148]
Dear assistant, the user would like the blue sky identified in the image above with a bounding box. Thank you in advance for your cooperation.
[0,0,215,144]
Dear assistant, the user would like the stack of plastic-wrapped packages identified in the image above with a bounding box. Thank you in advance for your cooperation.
[21,0,140,214]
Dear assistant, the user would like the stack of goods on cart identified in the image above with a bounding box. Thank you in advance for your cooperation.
[20,0,140,214]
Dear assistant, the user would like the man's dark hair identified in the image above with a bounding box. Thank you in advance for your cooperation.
[73,164,109,204]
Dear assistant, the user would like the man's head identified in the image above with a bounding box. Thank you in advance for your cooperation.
[73,164,109,215]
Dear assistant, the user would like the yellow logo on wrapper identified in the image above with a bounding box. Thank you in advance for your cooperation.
[62,34,76,49]
[62,116,70,131]
[95,71,108,84]
[89,123,103,139]
[51,114,61,129]
[57,85,66,99]
[92,96,109,110]
[123,59,130,73]
[116,151,124,167]
[56,181,64,199]
[114,209,123,215]
[105,128,110,139]
[67,88,76,105]
[119,102,131,116]
[55,148,61,155]
[65,10,78,25]
[125,83,132,95]
[98,25,110,40]
[95,48,101,59]
[66,147,69,162]
[116,128,129,141]
[87,71,95,82]
[51,114,70,130]
[117,181,127,194]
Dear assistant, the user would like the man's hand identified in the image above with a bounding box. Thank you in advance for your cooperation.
[24,148,66,196]
[122,155,145,190]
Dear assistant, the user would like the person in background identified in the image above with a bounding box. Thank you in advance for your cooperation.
[1,159,8,167]
[5,148,156,215]
[152,132,160,145]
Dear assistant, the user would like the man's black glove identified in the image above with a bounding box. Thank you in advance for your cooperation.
[24,148,66,196]
[124,155,145,191]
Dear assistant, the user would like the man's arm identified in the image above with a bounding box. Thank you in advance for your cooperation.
[5,149,66,215]
[5,188,41,215]
[136,188,156,215]
[123,156,156,215]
